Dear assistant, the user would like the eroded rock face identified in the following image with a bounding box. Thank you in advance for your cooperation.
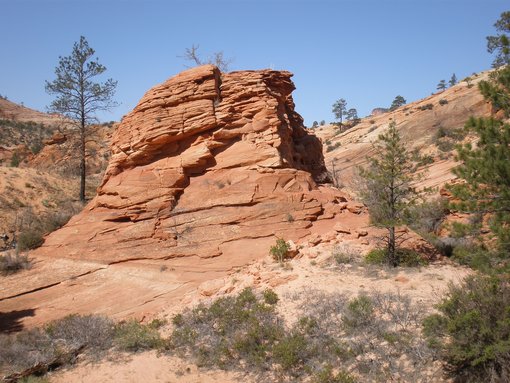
[38,65,339,263]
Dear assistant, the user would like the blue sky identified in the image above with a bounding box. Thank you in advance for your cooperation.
[1,0,508,125]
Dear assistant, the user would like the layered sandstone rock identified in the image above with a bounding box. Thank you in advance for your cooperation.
[38,65,339,264]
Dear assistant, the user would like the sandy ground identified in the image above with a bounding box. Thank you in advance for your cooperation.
[49,240,470,383]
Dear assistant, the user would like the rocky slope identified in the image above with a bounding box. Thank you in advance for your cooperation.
[316,71,492,193]
[0,100,111,239]
[0,98,63,125]
[1,66,368,328]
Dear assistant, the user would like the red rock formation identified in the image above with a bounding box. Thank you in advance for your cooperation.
[38,65,338,263]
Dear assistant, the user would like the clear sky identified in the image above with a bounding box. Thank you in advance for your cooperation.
[1,0,508,125]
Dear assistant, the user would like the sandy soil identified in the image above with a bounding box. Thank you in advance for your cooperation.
[48,239,470,383]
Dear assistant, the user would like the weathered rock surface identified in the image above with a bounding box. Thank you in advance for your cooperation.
[1,66,360,328]
[317,71,493,193]
[37,65,333,263]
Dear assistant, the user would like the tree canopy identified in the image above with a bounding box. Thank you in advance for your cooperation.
[487,10,510,67]
[390,95,406,111]
[448,65,510,253]
[332,98,347,123]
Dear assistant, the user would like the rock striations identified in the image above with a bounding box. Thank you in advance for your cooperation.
[39,65,341,263]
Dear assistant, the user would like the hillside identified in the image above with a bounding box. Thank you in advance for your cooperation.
[315,71,491,194]
[0,98,63,126]
[0,98,112,244]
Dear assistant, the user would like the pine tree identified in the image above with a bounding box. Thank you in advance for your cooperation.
[449,73,457,87]
[390,95,406,111]
[346,108,358,121]
[448,65,510,253]
[332,98,347,123]
[46,36,117,201]
[437,80,447,92]
[358,122,422,266]
[487,11,510,68]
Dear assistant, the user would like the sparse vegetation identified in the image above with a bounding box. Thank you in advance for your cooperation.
[438,98,448,105]
[365,248,426,267]
[114,319,165,352]
[170,287,432,381]
[409,197,449,234]
[423,274,510,382]
[326,141,341,152]
[332,244,358,264]
[0,314,167,379]
[418,103,434,111]
[15,204,82,251]
[270,238,291,263]
[181,43,234,72]
[0,251,31,275]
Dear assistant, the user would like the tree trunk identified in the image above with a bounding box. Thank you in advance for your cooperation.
[79,120,86,202]
[388,226,397,267]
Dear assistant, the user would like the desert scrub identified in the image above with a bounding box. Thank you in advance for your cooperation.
[16,204,82,251]
[332,244,359,265]
[423,274,510,382]
[0,314,115,377]
[0,251,31,275]
[114,319,165,352]
[364,248,427,267]
[45,314,115,357]
[270,238,290,263]
[312,366,357,383]
[289,289,432,382]
[342,295,374,330]
[170,287,284,369]
[0,314,167,379]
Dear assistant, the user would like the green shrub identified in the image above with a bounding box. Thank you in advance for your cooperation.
[438,98,448,105]
[313,366,357,383]
[0,251,31,275]
[451,244,494,273]
[170,287,284,369]
[272,332,309,371]
[263,289,279,305]
[30,142,44,155]
[342,295,374,330]
[270,238,290,263]
[418,103,434,111]
[423,274,510,382]
[436,138,456,152]
[364,248,386,265]
[398,249,428,267]
[114,319,165,352]
[10,152,20,167]
[365,248,426,267]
